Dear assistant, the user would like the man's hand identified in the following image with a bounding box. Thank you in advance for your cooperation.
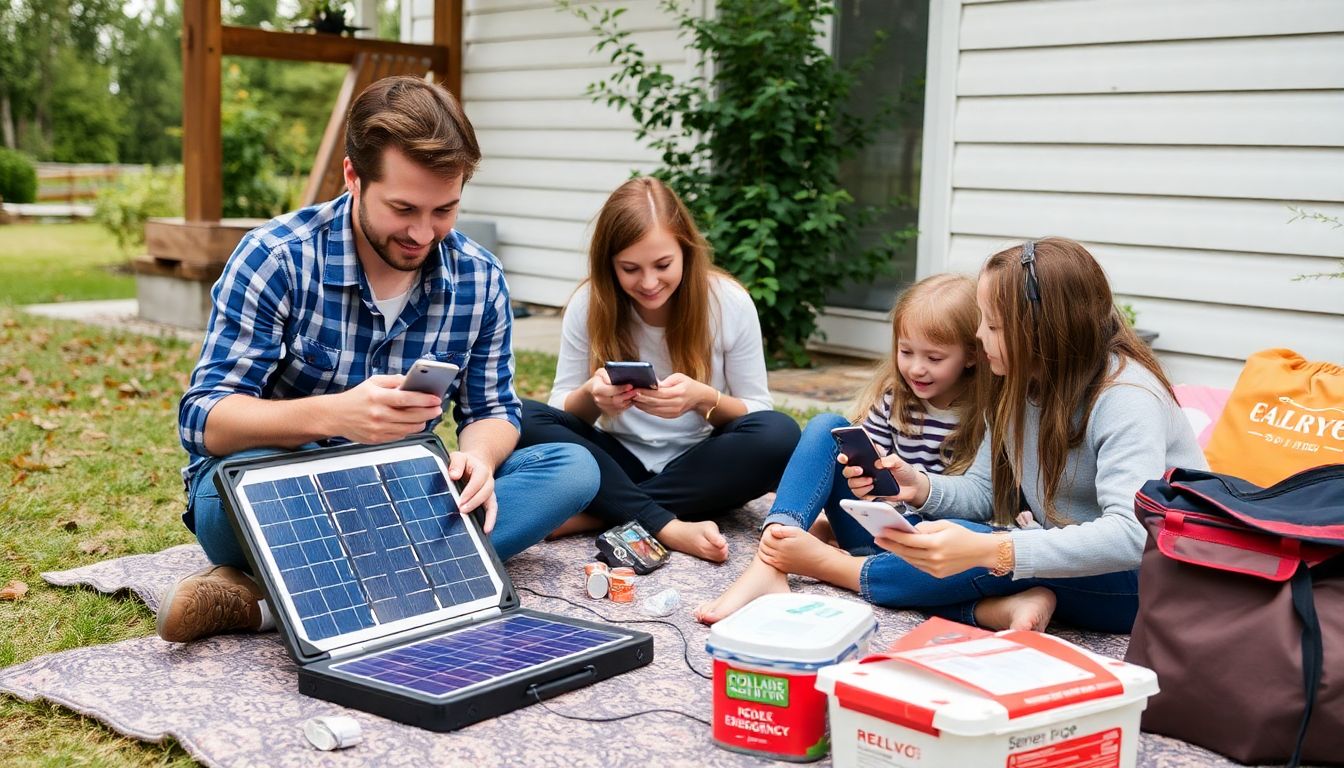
[586,367,638,418]
[631,373,713,419]
[874,520,999,579]
[331,375,442,444]
[840,450,930,507]
[449,450,497,533]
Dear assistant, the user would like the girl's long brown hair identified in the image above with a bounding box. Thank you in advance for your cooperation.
[584,177,729,382]
[983,237,1175,526]
[851,274,991,476]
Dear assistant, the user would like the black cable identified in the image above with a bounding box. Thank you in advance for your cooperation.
[527,687,711,727]
[516,586,712,679]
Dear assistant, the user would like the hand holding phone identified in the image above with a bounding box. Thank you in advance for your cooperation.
[839,499,919,538]
[604,361,659,390]
[400,359,460,400]
[831,426,901,497]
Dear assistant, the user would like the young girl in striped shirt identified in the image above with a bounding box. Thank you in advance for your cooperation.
[698,273,990,622]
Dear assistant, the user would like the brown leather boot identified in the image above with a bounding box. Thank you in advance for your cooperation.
[156,565,264,643]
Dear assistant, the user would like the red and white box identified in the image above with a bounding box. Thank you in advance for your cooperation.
[815,619,1158,768]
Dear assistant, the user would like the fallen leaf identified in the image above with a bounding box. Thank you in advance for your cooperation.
[31,416,59,431]
[80,430,109,442]
[10,470,27,486]
[57,518,80,532]
[79,541,110,556]
[11,454,50,472]
[0,580,28,600]
[16,367,34,386]
[117,378,148,398]
[2,318,17,328]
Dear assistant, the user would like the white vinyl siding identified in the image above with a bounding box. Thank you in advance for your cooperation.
[886,0,1344,388]
[405,0,695,306]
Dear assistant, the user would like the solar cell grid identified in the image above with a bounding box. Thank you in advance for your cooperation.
[331,615,626,697]
[240,454,499,644]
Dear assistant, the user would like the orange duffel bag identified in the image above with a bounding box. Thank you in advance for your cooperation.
[1204,349,1344,487]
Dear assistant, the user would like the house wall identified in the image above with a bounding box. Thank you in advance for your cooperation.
[404,0,701,306]
[893,0,1344,387]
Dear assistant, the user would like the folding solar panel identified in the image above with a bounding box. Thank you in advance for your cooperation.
[216,435,652,731]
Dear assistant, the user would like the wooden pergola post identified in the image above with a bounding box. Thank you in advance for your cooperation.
[181,0,222,222]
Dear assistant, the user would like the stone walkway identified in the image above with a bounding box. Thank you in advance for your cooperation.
[23,299,866,413]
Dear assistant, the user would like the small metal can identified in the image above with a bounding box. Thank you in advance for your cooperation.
[583,562,610,599]
[608,567,636,603]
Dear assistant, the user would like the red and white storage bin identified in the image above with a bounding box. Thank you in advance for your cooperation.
[816,620,1158,768]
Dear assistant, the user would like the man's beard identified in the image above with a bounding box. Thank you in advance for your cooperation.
[358,197,440,272]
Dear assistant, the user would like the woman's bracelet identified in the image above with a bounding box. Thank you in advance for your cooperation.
[988,532,1015,577]
[704,388,723,421]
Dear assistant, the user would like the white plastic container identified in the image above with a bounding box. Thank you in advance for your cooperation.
[705,593,877,762]
[816,632,1158,768]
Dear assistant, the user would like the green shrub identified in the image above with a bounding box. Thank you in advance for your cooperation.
[0,148,38,205]
[92,166,184,253]
[564,0,899,366]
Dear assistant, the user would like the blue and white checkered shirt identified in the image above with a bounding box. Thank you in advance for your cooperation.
[178,192,520,486]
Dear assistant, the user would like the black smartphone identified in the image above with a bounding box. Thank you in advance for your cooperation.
[604,361,659,389]
[831,426,901,497]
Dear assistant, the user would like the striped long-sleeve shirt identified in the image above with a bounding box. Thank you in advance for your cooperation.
[860,391,959,475]
[177,193,520,487]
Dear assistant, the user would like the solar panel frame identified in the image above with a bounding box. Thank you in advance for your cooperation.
[215,436,653,732]
[217,437,511,662]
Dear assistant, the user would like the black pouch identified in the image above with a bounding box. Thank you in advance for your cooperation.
[594,521,669,574]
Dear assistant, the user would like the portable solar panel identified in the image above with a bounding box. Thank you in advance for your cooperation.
[215,435,653,731]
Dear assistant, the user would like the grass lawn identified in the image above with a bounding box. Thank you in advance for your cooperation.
[0,305,819,766]
[0,222,136,305]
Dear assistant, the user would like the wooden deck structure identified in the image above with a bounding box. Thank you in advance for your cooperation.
[135,1,461,324]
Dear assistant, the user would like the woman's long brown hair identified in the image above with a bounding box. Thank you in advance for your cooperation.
[983,237,1175,526]
[851,274,991,475]
[584,177,729,382]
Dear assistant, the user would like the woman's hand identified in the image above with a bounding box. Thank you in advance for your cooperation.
[874,520,1001,579]
[631,373,714,420]
[840,451,930,507]
[586,368,637,418]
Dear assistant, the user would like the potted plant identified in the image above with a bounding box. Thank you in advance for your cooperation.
[300,1,349,34]
[1119,303,1159,346]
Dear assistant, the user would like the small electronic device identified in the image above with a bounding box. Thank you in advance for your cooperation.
[830,426,901,497]
[595,521,669,574]
[604,361,659,390]
[215,436,652,732]
[839,499,920,538]
[400,359,460,400]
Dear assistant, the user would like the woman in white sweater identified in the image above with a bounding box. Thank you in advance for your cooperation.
[518,177,800,562]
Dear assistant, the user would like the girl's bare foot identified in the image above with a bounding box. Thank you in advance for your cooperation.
[974,587,1057,631]
[695,552,790,624]
[657,519,729,563]
[546,512,604,540]
[808,513,837,546]
[759,525,862,592]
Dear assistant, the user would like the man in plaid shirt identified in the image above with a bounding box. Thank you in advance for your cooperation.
[156,77,600,643]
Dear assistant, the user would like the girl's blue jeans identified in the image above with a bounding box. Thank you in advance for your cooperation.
[183,442,600,570]
[765,413,1138,634]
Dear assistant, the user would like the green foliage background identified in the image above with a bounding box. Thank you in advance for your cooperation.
[0,147,37,203]
[567,0,901,366]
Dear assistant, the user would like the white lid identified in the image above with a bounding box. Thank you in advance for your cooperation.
[706,593,877,667]
[816,635,1158,736]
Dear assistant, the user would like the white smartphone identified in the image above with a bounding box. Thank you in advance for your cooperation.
[839,498,919,537]
[400,359,460,400]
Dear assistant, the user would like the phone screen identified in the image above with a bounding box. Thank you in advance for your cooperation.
[605,361,659,389]
[831,427,900,496]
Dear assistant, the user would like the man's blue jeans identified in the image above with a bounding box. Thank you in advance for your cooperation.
[183,442,600,569]
[764,413,1138,633]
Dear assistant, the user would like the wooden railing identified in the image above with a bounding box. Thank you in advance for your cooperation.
[35,163,142,204]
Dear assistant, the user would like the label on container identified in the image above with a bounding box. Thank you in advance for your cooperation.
[1006,727,1121,768]
[713,660,828,760]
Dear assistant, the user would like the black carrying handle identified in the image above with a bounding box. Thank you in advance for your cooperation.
[1287,562,1322,768]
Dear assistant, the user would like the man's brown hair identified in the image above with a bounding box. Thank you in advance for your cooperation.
[345,76,480,184]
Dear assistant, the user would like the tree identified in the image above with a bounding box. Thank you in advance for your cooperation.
[113,0,182,166]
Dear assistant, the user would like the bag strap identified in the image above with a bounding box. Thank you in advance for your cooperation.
[1287,562,1322,768]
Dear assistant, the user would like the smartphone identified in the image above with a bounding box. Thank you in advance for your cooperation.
[604,361,659,389]
[400,359,460,400]
[831,426,901,497]
[839,499,919,537]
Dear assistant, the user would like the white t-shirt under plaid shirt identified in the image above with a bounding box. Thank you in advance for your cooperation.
[860,391,959,475]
